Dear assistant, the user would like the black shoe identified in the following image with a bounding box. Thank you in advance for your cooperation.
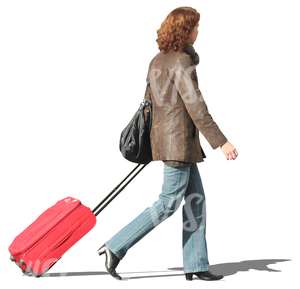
[97,244,122,280]
[185,270,224,281]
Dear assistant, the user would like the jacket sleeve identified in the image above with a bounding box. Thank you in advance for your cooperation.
[173,54,228,149]
[144,57,155,101]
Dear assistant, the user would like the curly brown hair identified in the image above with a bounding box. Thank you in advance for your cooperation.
[156,6,200,53]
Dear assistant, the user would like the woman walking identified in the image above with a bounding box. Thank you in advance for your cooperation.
[97,6,238,281]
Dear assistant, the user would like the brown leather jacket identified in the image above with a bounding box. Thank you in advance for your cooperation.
[143,47,227,166]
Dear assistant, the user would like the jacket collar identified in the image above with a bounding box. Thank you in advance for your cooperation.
[182,43,199,65]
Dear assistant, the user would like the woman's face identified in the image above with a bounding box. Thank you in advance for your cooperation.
[188,22,199,44]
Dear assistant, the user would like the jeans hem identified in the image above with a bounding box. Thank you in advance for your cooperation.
[104,242,124,260]
[184,265,209,273]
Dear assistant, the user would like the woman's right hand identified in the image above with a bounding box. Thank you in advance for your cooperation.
[221,141,238,160]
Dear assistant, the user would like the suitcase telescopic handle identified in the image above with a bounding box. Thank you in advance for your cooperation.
[92,162,150,217]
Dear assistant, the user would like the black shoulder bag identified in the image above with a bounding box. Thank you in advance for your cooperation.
[119,89,153,164]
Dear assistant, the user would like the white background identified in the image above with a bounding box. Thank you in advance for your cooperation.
[0,0,299,288]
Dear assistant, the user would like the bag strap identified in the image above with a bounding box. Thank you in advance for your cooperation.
[142,99,152,131]
[142,81,153,130]
[92,162,150,217]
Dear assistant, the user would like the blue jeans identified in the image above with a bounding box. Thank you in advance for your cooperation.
[104,163,209,273]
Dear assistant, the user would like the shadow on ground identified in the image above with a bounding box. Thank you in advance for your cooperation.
[39,258,291,280]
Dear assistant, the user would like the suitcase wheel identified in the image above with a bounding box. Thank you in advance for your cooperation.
[18,259,31,275]
[31,272,42,278]
[18,258,26,268]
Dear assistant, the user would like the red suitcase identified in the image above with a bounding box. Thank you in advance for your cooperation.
[8,163,148,277]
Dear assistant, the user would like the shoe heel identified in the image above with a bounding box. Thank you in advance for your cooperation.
[97,245,106,256]
[185,273,193,280]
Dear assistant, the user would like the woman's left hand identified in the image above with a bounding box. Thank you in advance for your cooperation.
[220,141,238,160]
